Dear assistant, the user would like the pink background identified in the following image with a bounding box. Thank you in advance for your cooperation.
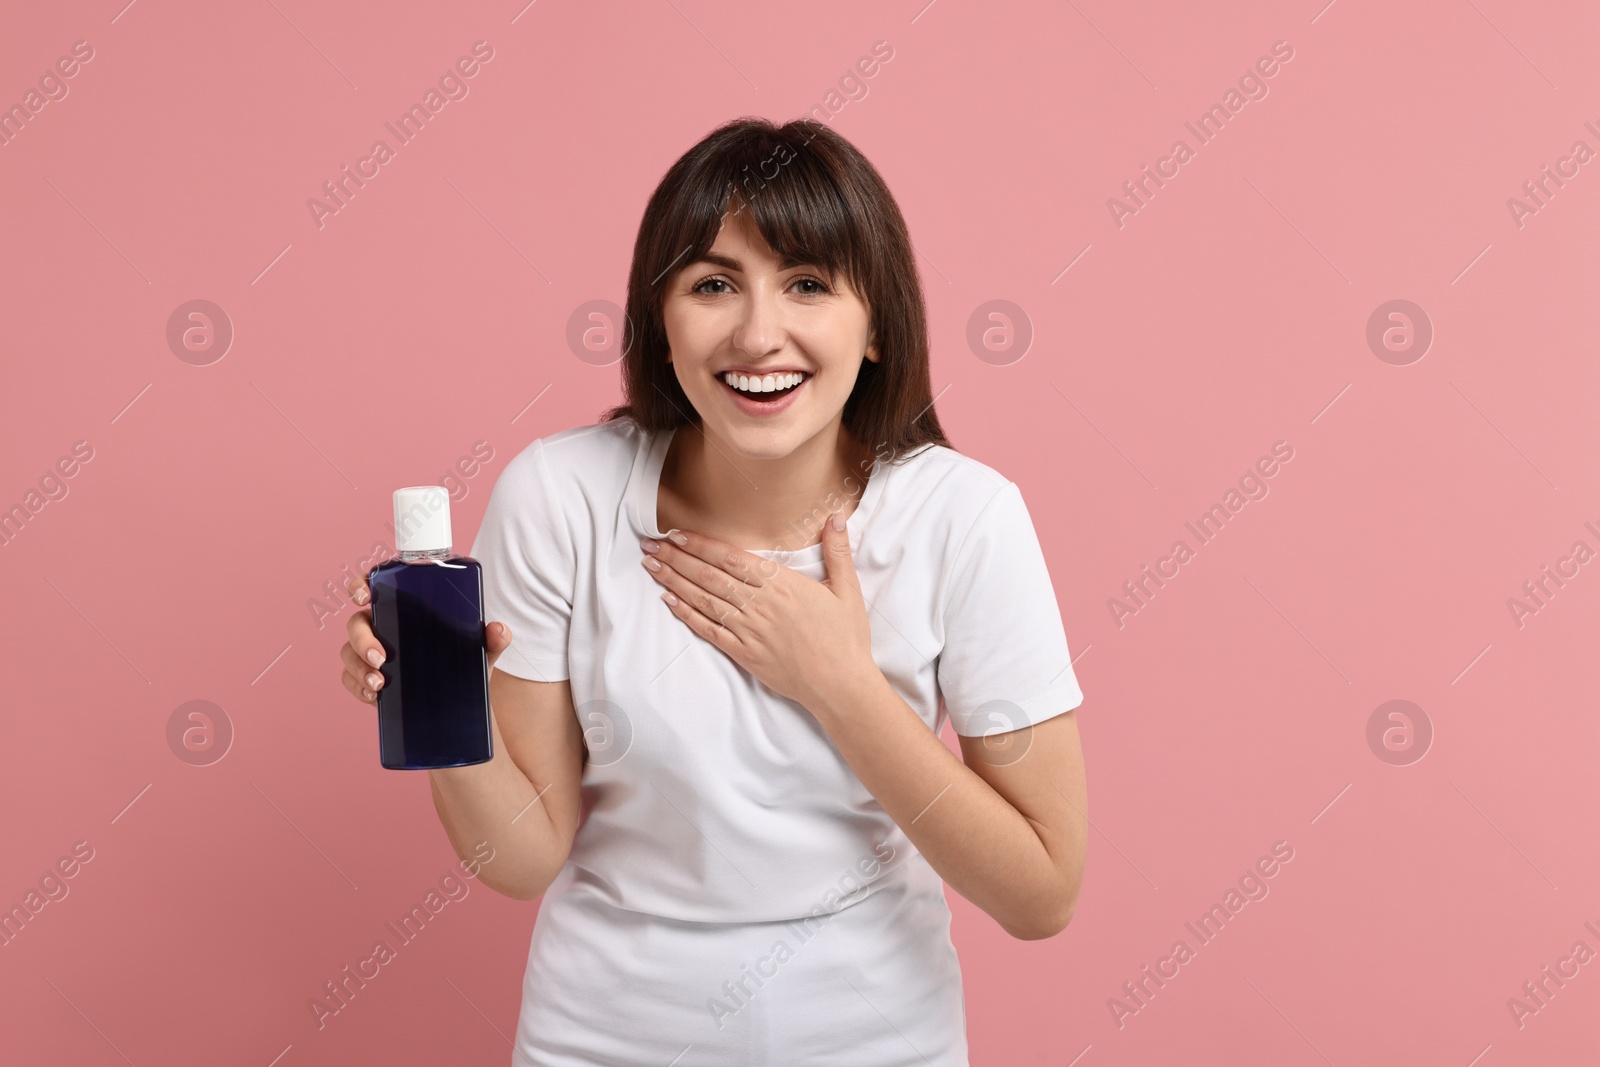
[2,0,1596,1063]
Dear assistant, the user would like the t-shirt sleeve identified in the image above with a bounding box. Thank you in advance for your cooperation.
[468,441,575,683]
[937,480,1085,738]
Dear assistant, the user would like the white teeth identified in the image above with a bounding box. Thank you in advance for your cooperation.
[722,371,805,394]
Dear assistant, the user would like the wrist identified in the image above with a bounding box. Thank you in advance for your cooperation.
[804,659,889,729]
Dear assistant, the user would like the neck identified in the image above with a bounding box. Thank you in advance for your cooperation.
[666,420,871,551]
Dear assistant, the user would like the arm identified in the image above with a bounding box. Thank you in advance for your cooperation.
[428,664,588,902]
[809,675,1088,939]
[638,510,1090,941]
[341,576,586,902]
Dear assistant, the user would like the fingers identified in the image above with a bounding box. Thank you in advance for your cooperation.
[344,602,385,672]
[484,620,512,671]
[339,667,367,703]
[341,668,376,704]
[645,530,768,588]
[643,541,761,612]
[338,576,513,702]
[339,642,385,703]
[641,553,747,630]
[341,576,384,705]
[660,585,746,652]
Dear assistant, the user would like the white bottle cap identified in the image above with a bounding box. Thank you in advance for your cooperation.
[393,486,452,552]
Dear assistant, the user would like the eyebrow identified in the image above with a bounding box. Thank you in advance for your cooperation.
[692,252,822,273]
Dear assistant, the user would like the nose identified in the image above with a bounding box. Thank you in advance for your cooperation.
[730,280,785,360]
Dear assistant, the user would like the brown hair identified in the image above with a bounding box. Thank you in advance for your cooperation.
[599,116,951,461]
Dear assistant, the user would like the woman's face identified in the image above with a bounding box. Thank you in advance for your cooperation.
[661,209,878,462]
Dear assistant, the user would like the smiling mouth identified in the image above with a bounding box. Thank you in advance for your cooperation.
[718,370,809,403]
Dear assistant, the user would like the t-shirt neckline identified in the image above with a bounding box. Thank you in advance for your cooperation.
[629,423,889,563]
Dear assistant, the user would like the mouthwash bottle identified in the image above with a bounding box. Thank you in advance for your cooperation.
[369,486,492,770]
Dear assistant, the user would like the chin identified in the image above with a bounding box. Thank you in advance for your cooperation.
[714,422,812,461]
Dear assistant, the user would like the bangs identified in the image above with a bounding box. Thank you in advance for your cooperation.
[658,126,863,296]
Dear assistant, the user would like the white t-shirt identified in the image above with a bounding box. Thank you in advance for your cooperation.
[469,415,1084,923]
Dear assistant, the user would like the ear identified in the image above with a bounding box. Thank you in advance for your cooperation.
[864,332,881,364]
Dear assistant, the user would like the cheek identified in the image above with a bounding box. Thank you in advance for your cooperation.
[673,363,715,418]
[810,337,868,395]
[796,315,868,372]
[663,314,723,377]
[816,366,859,403]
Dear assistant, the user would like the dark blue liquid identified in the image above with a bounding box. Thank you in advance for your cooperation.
[369,555,492,770]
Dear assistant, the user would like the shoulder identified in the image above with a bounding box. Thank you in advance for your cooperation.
[879,443,1018,535]
[499,417,647,500]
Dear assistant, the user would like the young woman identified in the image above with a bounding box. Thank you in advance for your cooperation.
[340,117,1089,1066]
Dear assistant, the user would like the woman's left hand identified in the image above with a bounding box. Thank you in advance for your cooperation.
[639,511,880,712]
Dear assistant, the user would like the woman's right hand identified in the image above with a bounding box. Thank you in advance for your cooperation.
[338,574,515,704]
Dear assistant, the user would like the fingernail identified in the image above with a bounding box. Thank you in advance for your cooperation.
[366,672,382,689]
[831,510,846,532]
[666,529,688,546]
[641,538,659,553]
[362,688,375,700]
[662,591,678,605]
[366,648,384,668]
[643,557,662,572]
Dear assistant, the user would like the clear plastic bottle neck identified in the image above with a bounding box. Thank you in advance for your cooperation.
[399,546,452,562]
